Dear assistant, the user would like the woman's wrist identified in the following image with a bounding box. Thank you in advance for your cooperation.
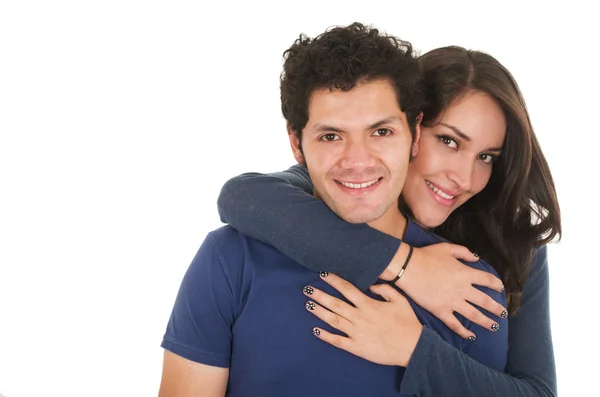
[401,323,424,367]
[380,243,413,289]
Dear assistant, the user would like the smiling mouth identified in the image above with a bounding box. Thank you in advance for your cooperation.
[426,180,456,200]
[337,178,382,189]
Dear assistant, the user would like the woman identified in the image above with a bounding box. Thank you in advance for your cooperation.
[218,46,561,396]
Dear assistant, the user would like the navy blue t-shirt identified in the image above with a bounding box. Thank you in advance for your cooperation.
[162,221,507,397]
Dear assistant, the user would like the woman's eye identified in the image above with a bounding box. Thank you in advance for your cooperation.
[320,133,340,142]
[438,135,458,149]
[373,128,392,137]
[479,154,496,164]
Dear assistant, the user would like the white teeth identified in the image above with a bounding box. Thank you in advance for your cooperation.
[426,180,455,200]
[340,179,379,189]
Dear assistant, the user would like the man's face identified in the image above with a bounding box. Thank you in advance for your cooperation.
[289,79,418,229]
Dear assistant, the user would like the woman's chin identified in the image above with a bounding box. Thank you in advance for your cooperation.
[413,209,450,229]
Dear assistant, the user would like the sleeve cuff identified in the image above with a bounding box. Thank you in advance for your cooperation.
[400,327,440,394]
[161,336,230,368]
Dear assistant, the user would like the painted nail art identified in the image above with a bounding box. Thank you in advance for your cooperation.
[303,286,314,295]
[305,301,316,311]
[312,327,320,336]
[473,252,479,258]
[501,285,505,292]
[319,271,329,277]
[468,336,476,342]
[500,310,508,318]
[491,323,499,331]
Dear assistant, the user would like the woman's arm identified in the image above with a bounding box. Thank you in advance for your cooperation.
[217,166,506,338]
[217,164,400,290]
[401,246,555,396]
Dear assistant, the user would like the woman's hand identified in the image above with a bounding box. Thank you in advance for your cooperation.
[303,272,422,367]
[382,243,507,340]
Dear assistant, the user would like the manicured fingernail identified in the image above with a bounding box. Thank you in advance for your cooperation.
[468,335,476,342]
[303,286,314,295]
[501,285,505,291]
[319,271,328,278]
[491,323,499,331]
[473,252,479,257]
[500,310,508,318]
[305,301,316,311]
[312,327,320,336]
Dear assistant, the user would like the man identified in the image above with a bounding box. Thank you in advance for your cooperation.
[158,22,507,397]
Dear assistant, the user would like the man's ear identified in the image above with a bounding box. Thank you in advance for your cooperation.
[287,125,304,165]
[412,113,423,158]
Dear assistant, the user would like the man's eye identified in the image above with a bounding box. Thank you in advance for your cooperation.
[373,128,392,137]
[319,133,340,142]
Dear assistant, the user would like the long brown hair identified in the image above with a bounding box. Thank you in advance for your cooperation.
[420,47,561,314]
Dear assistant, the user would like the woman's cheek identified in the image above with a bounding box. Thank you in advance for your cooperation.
[472,167,493,194]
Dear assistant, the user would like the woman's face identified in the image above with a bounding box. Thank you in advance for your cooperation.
[402,90,507,228]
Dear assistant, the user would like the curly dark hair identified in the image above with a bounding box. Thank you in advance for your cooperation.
[280,22,423,144]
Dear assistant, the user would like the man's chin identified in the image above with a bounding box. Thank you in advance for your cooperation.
[321,196,382,223]
[334,210,381,224]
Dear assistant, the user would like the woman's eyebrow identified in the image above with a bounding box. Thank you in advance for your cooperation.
[439,122,471,141]
[440,122,503,152]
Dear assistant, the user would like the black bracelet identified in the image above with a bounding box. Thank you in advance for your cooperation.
[390,244,414,285]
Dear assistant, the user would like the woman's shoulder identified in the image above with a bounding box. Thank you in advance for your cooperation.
[407,220,501,278]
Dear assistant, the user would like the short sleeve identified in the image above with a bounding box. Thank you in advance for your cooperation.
[161,233,236,368]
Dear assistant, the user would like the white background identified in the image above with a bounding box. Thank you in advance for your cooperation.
[0,1,597,396]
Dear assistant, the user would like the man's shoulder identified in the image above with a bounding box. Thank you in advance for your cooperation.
[181,226,266,303]
[203,225,290,267]
[205,225,266,250]
[205,224,244,243]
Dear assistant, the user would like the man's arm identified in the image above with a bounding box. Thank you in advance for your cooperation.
[159,229,242,396]
[158,351,228,397]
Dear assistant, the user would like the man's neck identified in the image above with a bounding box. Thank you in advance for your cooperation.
[367,207,408,240]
